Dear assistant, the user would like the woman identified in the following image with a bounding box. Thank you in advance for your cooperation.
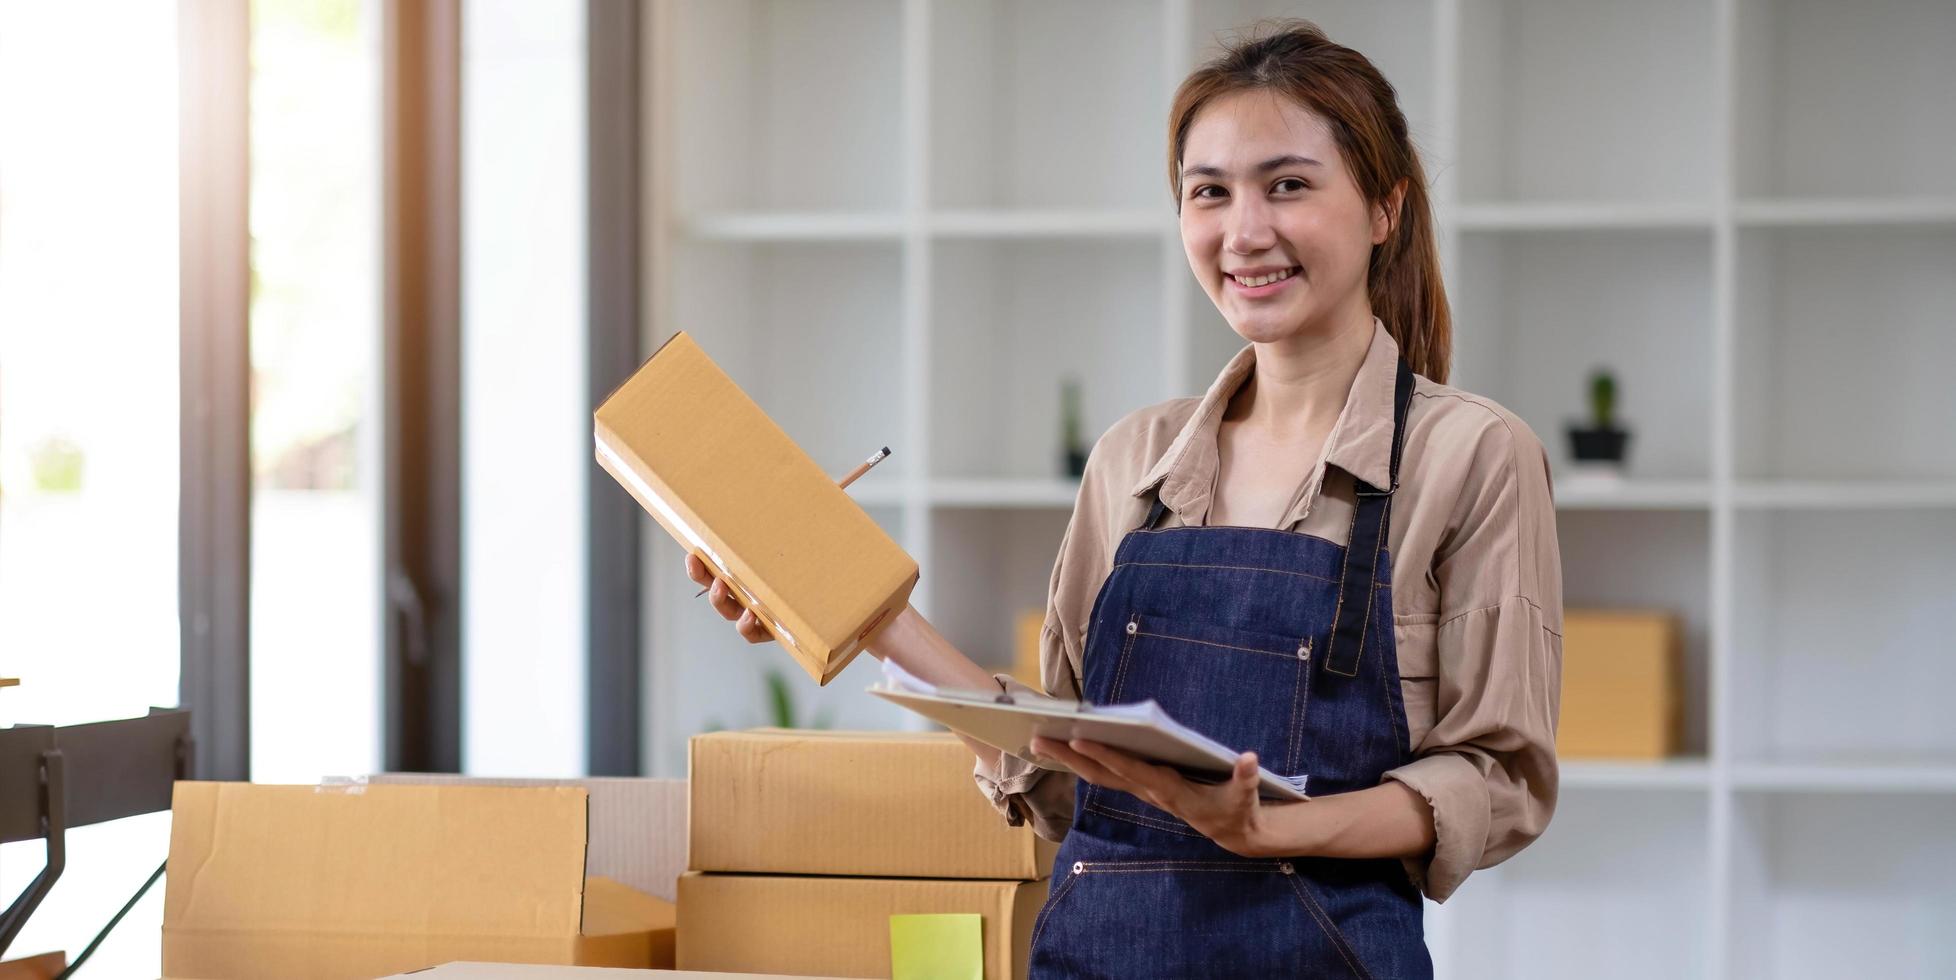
[689,20,1562,978]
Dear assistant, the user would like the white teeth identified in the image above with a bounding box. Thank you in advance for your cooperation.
[1232,267,1295,287]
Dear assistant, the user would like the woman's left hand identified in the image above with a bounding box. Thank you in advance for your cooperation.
[1030,736,1278,859]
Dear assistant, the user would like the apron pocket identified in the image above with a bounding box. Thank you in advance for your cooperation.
[1087,611,1315,832]
[1111,611,1314,767]
[1027,858,1374,979]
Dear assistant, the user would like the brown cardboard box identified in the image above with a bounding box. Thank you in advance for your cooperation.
[594,332,918,685]
[1011,610,1044,691]
[163,782,675,979]
[688,730,1057,880]
[382,967,853,979]
[361,774,688,903]
[676,872,1047,980]
[1557,609,1683,759]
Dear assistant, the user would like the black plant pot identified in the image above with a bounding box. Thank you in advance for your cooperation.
[1568,426,1631,465]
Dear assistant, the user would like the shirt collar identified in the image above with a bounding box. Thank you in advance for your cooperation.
[1129,316,1403,519]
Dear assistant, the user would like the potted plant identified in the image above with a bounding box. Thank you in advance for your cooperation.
[1567,368,1631,470]
[1061,376,1088,478]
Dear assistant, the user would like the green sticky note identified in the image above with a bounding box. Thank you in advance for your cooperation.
[890,912,984,980]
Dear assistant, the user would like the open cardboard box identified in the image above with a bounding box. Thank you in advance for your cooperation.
[594,331,918,685]
[162,782,674,979]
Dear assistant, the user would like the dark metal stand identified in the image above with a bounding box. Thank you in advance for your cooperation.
[0,708,191,960]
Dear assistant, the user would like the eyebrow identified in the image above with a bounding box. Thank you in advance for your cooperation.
[1180,155,1323,182]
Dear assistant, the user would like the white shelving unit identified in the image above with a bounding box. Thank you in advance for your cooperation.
[641,2,1956,977]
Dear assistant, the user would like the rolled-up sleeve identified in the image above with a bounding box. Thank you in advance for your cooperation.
[1382,411,1563,903]
[972,670,1079,841]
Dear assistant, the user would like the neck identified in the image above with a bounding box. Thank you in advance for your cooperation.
[1228,304,1376,437]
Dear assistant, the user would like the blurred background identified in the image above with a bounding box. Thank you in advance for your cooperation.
[1,1,1952,977]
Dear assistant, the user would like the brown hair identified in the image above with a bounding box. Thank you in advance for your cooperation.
[1168,19,1451,383]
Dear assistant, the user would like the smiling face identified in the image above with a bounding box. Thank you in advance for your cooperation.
[1177,89,1395,347]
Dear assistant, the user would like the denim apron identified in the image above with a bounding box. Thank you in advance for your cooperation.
[1027,358,1429,980]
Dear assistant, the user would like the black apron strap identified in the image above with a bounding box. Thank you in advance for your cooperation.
[1323,357,1416,678]
[1139,492,1171,531]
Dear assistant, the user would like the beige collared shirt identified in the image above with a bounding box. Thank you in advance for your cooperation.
[972,317,1563,903]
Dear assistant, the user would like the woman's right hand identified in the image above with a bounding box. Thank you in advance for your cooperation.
[684,553,775,645]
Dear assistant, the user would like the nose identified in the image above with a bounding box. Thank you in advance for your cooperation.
[1224,194,1278,256]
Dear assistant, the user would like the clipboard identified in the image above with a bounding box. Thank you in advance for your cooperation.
[868,681,1311,802]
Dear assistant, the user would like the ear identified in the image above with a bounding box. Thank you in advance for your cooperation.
[1372,178,1408,245]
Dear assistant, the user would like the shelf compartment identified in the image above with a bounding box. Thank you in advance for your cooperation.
[1732,226,1956,482]
[1456,0,1714,205]
[669,240,910,481]
[923,508,1071,676]
[1558,510,1712,758]
[1734,0,1956,200]
[928,238,1165,480]
[1728,792,1956,980]
[1727,509,1956,768]
[929,0,1165,211]
[1452,228,1714,481]
[1445,789,1710,980]
[668,0,901,213]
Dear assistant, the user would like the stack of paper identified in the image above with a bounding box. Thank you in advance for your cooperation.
[872,659,1310,800]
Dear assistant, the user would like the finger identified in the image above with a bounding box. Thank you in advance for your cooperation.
[1071,739,1182,806]
[1066,739,1169,802]
[684,553,712,586]
[1036,739,1138,794]
[707,577,745,621]
[736,608,773,644]
[1231,752,1261,805]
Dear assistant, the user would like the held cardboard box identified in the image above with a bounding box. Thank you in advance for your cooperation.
[689,730,1058,880]
[163,782,675,979]
[594,331,919,685]
[1556,609,1683,759]
[676,872,1047,980]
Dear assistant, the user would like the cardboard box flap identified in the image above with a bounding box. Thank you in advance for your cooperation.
[580,876,674,939]
[165,782,591,940]
[593,331,917,680]
[358,774,688,903]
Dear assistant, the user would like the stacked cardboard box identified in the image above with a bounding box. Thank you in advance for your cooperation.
[678,730,1057,979]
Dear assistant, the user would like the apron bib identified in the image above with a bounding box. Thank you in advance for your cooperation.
[1028,358,1430,980]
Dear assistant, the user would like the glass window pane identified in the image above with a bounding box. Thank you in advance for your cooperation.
[461,0,587,776]
[247,0,383,784]
[0,3,180,974]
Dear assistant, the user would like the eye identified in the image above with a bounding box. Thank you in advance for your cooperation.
[1189,184,1224,200]
[1273,177,1308,193]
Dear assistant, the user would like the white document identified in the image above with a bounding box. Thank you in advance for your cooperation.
[870,659,1310,801]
